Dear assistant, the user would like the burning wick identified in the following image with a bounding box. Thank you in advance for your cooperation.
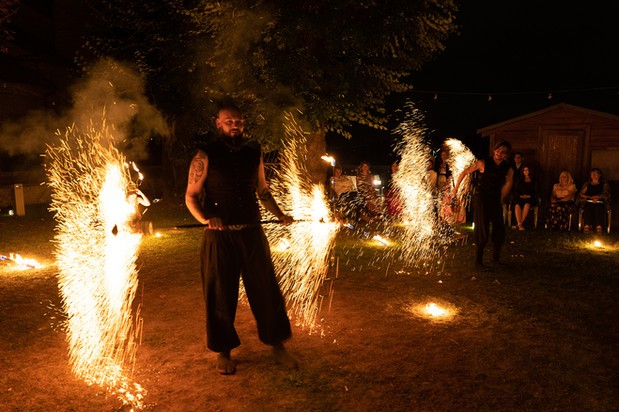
[593,240,604,248]
[1,253,43,269]
[372,235,390,246]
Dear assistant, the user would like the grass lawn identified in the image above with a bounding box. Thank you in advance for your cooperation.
[1,200,618,411]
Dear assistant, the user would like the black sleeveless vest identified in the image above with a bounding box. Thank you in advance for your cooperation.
[477,157,510,199]
[202,139,262,225]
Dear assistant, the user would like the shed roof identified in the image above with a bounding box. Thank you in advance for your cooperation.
[477,103,619,136]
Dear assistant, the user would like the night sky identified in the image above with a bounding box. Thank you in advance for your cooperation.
[327,1,619,167]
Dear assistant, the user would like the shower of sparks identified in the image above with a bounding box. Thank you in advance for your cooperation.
[443,137,476,212]
[0,253,43,269]
[390,105,441,266]
[45,121,145,409]
[264,114,339,330]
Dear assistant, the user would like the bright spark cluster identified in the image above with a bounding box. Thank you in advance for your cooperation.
[443,137,476,212]
[264,114,339,330]
[391,107,441,265]
[45,121,145,409]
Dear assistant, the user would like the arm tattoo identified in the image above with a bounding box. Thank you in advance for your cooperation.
[189,156,206,184]
[258,188,273,202]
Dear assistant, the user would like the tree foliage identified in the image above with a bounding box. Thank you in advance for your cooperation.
[85,0,458,151]
[0,0,20,53]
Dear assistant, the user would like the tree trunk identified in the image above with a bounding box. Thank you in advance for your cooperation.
[304,131,329,186]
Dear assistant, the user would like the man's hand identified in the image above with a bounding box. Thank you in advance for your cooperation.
[205,217,224,230]
[278,214,294,226]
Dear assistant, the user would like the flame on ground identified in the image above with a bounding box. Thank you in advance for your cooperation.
[45,120,145,409]
[0,253,44,270]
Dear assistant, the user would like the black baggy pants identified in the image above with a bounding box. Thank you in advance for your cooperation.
[473,194,505,264]
[200,226,292,352]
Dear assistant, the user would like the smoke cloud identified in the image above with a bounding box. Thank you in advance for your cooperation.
[0,57,169,161]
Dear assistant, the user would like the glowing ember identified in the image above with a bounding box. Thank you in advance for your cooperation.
[264,114,340,330]
[593,240,603,248]
[1,253,43,269]
[45,121,145,409]
[425,302,447,317]
[410,300,457,321]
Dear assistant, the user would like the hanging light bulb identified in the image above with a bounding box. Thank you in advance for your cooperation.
[547,92,553,100]
[487,94,492,102]
[433,93,438,100]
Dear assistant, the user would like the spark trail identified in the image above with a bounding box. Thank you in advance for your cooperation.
[264,114,339,331]
[443,137,476,213]
[391,106,442,266]
[46,120,144,409]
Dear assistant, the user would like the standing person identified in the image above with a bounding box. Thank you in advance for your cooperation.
[434,147,452,193]
[507,151,524,222]
[453,141,514,270]
[425,158,438,192]
[185,105,297,375]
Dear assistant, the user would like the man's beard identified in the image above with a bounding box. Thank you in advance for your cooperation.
[218,130,245,150]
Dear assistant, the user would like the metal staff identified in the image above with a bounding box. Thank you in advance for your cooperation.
[173,218,317,230]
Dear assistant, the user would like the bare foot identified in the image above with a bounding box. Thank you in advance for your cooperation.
[217,351,236,375]
[272,343,299,370]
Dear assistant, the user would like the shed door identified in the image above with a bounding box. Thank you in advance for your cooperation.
[543,130,585,197]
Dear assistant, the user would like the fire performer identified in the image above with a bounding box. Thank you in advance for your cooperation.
[453,141,513,270]
[185,105,298,375]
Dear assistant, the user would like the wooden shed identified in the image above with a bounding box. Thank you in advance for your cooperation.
[477,103,619,228]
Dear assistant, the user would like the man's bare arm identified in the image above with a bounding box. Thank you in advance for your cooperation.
[453,159,483,195]
[185,150,210,225]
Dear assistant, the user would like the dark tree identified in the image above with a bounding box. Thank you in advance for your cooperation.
[86,0,458,187]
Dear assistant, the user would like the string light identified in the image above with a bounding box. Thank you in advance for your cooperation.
[413,86,618,98]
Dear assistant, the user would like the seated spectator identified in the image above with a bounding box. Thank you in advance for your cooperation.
[356,161,379,220]
[330,165,355,200]
[546,170,577,231]
[329,165,359,222]
[513,165,536,230]
[578,168,611,234]
[509,152,524,202]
